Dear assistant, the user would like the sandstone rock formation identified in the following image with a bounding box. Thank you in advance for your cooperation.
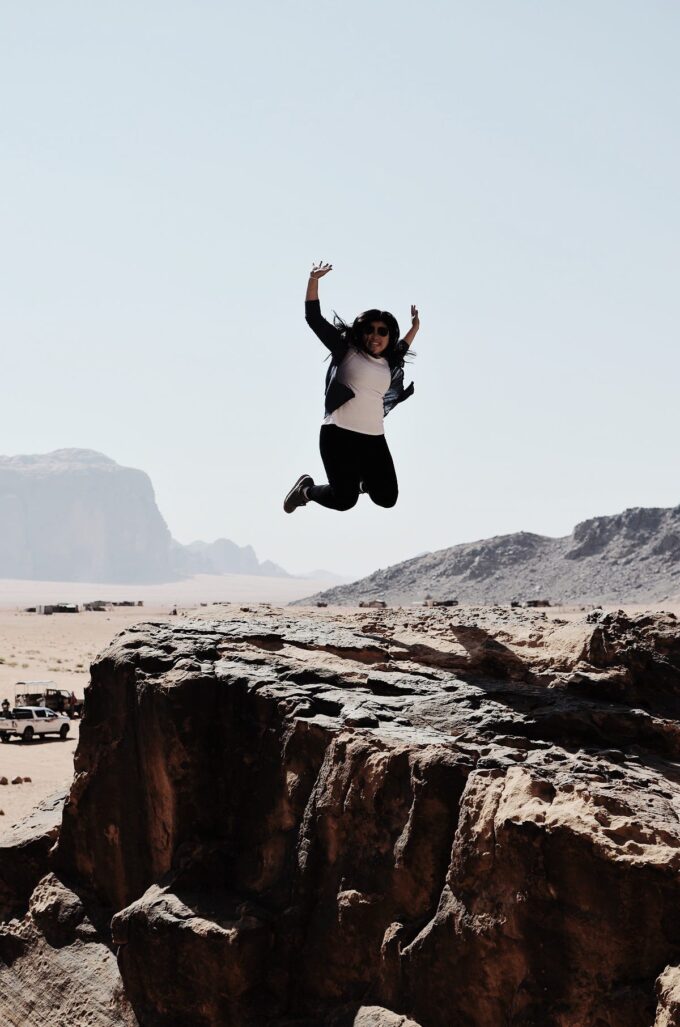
[0,449,286,583]
[0,789,138,1026]
[0,790,65,921]
[299,504,680,606]
[2,604,680,1024]
[0,874,139,1026]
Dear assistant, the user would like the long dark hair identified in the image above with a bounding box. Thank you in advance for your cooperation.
[332,308,413,364]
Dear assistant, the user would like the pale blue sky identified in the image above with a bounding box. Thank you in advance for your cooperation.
[1,2,678,579]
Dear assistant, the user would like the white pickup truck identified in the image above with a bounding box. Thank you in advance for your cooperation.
[0,706,71,743]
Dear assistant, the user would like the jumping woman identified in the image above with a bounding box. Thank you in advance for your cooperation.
[283,261,419,514]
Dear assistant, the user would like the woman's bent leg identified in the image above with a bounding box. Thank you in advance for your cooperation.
[307,425,361,511]
[361,435,398,508]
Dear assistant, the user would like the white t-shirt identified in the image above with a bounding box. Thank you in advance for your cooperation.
[323,345,391,435]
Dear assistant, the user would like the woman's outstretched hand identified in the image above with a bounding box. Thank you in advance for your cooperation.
[309,261,333,280]
[403,304,420,348]
[306,261,332,301]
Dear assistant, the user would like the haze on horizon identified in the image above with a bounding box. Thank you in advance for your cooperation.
[1,2,678,581]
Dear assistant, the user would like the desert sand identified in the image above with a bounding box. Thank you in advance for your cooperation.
[0,571,340,609]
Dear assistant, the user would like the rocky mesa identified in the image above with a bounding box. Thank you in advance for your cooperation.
[0,449,286,583]
[2,604,680,1025]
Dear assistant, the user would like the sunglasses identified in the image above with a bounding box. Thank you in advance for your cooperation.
[363,324,389,337]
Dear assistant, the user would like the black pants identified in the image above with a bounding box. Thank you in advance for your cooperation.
[307,424,398,511]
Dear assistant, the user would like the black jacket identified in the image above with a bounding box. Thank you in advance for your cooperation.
[305,300,414,418]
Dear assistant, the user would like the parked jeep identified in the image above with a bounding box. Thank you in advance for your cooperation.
[0,706,71,743]
[14,682,84,719]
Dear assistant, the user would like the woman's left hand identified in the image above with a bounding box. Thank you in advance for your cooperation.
[411,304,420,332]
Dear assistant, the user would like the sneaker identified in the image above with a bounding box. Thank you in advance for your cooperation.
[283,474,314,513]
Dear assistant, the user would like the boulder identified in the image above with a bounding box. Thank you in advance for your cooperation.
[0,790,66,921]
[656,965,680,1027]
[29,872,90,947]
[0,874,137,1027]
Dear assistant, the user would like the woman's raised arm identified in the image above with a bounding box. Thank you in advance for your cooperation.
[304,261,344,355]
[305,261,333,301]
[402,304,420,348]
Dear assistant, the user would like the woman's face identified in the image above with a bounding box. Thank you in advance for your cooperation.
[362,320,390,356]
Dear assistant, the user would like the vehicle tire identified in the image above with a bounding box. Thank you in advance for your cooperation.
[22,726,34,743]
[59,724,69,740]
[0,733,9,743]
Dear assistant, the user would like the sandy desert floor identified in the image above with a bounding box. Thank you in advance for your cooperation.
[0,722,80,826]
[0,572,339,610]
[1,585,678,831]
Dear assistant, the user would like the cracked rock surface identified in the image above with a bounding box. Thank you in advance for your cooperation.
[4,604,680,1025]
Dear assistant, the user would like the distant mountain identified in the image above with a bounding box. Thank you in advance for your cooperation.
[0,449,287,584]
[295,505,680,606]
[173,539,289,578]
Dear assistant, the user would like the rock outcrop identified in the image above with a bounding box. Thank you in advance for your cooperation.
[0,789,137,1026]
[298,504,680,606]
[0,873,139,1027]
[3,604,680,1024]
[0,790,66,921]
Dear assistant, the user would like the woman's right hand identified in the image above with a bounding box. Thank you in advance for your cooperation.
[309,261,333,280]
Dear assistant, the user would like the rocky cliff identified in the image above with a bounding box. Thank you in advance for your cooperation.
[2,605,680,1025]
[299,504,680,607]
[0,449,285,583]
[0,449,174,583]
